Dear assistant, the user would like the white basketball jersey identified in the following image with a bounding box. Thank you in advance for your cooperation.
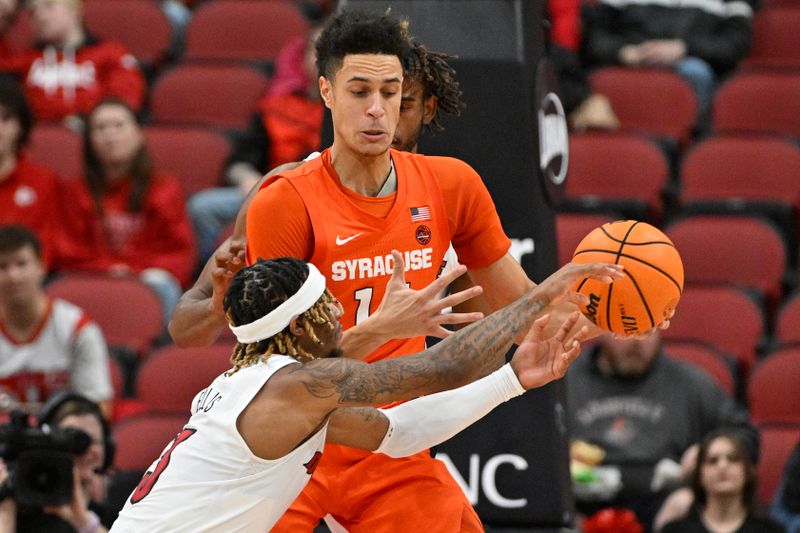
[111,355,328,533]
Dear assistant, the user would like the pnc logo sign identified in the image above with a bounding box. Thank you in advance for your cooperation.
[437,453,529,509]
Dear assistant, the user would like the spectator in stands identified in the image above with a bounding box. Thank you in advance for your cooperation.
[547,0,620,131]
[0,0,145,124]
[581,0,755,116]
[56,99,195,323]
[187,23,325,262]
[0,75,60,265]
[660,429,784,533]
[0,0,20,58]
[0,225,112,418]
[770,438,800,533]
[566,332,758,531]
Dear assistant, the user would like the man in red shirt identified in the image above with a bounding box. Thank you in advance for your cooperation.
[0,0,145,122]
[0,75,60,264]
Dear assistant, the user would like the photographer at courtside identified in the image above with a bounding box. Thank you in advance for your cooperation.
[0,392,113,533]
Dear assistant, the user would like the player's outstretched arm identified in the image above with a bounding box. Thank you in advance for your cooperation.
[243,259,620,460]
[468,253,669,342]
[169,161,303,347]
[286,257,622,410]
[168,238,244,347]
[325,313,587,454]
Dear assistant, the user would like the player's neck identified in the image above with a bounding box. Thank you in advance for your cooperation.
[329,144,392,197]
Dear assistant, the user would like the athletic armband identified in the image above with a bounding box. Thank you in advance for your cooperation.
[374,364,525,458]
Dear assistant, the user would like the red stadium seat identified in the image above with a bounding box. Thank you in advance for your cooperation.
[679,135,800,250]
[589,67,697,145]
[749,347,800,424]
[757,423,800,506]
[662,285,765,374]
[46,274,163,357]
[665,215,787,305]
[745,6,800,70]
[83,0,172,68]
[112,413,187,471]
[26,124,82,179]
[681,136,800,205]
[775,291,800,345]
[144,125,230,198]
[555,212,617,267]
[714,72,800,138]
[663,340,736,397]
[150,63,269,130]
[185,0,308,63]
[565,132,669,222]
[135,344,232,414]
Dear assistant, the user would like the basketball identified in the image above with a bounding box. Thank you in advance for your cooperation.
[571,220,684,335]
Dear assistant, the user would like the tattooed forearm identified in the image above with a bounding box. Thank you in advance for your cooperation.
[295,287,550,408]
[294,357,445,404]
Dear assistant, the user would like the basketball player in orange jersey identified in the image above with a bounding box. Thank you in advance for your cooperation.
[168,39,478,352]
[241,10,661,532]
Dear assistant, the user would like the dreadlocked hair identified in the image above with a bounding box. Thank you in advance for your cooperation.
[223,257,339,374]
[405,41,465,132]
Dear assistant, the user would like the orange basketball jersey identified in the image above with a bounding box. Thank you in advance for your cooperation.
[270,149,452,362]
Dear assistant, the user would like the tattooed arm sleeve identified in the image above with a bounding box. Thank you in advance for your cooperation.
[325,364,525,454]
[287,261,618,411]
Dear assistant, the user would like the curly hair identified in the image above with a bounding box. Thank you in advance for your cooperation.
[405,40,464,132]
[315,9,411,80]
[224,257,339,374]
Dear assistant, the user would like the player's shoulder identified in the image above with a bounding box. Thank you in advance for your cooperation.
[394,150,477,175]
[395,152,483,195]
[262,152,325,189]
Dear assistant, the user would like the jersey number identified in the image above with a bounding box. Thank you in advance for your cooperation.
[353,283,410,325]
[130,428,197,504]
[353,287,373,325]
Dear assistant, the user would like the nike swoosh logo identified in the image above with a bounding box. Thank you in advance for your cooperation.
[336,233,363,246]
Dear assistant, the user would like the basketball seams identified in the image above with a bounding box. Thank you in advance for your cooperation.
[574,249,683,294]
[600,225,677,247]
[614,221,640,265]
[573,221,683,335]
[624,270,655,329]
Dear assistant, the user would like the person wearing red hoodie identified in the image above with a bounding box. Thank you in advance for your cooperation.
[0,0,145,123]
[0,75,60,265]
[57,99,196,324]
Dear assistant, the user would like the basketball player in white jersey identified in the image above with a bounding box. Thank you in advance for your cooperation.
[111,253,622,532]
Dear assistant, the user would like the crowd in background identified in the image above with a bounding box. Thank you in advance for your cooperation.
[0,0,799,531]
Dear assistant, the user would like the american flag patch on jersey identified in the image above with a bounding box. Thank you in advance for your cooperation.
[410,206,431,222]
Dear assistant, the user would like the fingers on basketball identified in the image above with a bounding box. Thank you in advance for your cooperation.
[571,220,684,336]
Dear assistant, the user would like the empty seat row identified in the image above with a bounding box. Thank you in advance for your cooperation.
[565,132,800,268]
[559,211,789,307]
[6,0,308,69]
[589,68,800,144]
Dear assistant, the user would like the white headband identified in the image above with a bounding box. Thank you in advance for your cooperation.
[229,263,327,344]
